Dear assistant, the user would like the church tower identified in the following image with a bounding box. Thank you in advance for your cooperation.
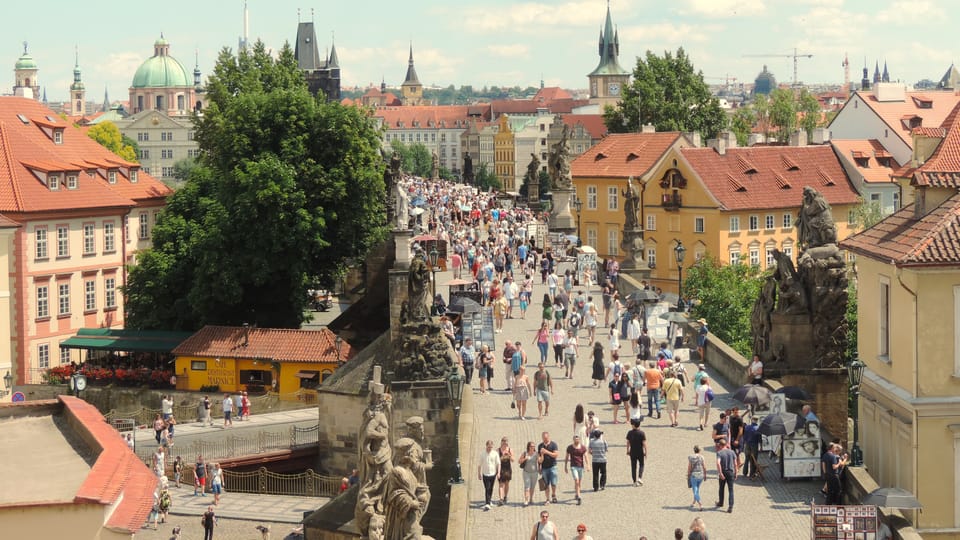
[401,44,423,106]
[13,42,40,100]
[587,1,630,109]
[70,47,86,116]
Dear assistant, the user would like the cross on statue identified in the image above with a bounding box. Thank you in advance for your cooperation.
[369,365,384,395]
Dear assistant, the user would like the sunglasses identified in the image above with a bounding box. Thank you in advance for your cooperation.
[577,529,586,533]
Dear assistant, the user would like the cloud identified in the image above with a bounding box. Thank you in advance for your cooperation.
[459,1,613,33]
[875,0,941,23]
[339,44,463,87]
[93,52,143,82]
[486,44,531,58]
[620,22,715,46]
[678,0,766,18]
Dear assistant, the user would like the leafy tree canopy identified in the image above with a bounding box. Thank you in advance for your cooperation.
[684,255,764,357]
[125,41,386,330]
[849,197,885,232]
[475,162,502,191]
[390,140,433,178]
[87,121,138,162]
[604,48,727,140]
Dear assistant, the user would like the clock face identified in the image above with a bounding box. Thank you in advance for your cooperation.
[74,374,87,391]
[608,82,621,96]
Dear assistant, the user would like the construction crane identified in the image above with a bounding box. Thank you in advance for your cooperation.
[704,75,738,86]
[743,48,813,87]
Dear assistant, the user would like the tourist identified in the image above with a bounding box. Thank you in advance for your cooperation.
[510,341,525,392]
[513,366,532,420]
[608,322,620,352]
[694,376,714,431]
[551,322,565,366]
[211,463,224,505]
[161,394,173,421]
[533,322,550,365]
[687,445,706,511]
[478,440,500,510]
[608,372,629,424]
[221,393,233,428]
[152,445,166,478]
[497,437,514,506]
[590,342,605,387]
[748,354,763,385]
[503,340,517,391]
[626,418,647,486]
[564,434,588,505]
[518,441,539,507]
[478,344,493,395]
[584,296,599,344]
[802,404,820,423]
[605,350,624,385]
[573,404,588,442]
[638,327,652,361]
[621,367,634,419]
[574,523,594,540]
[562,330,578,379]
[689,517,709,540]
[663,369,685,427]
[542,294,555,326]
[728,408,744,456]
[529,510,558,540]
[201,395,212,427]
[240,391,250,420]
[715,439,740,513]
[697,318,709,361]
[712,412,730,446]
[202,505,216,540]
[458,338,476,384]
[742,417,762,479]
[534,363,553,419]
[644,361,664,419]
[587,430,607,492]
[233,393,243,421]
[586,410,601,434]
[194,455,206,496]
[173,456,183,488]
[537,432,560,505]
[153,413,166,444]
[825,444,849,505]
[693,364,708,387]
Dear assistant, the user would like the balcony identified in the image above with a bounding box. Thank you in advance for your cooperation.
[661,191,682,211]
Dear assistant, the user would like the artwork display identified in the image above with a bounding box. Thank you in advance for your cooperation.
[811,504,878,540]
[783,421,822,479]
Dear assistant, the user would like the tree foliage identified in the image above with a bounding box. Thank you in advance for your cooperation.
[475,162,501,191]
[604,48,727,140]
[390,140,432,178]
[87,121,138,162]
[125,41,386,330]
[849,197,884,231]
[768,88,797,143]
[738,89,826,143]
[730,107,756,147]
[683,256,764,357]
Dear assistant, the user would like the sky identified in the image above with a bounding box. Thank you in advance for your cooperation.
[3,0,956,103]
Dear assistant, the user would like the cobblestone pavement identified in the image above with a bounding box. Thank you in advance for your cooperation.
[462,268,820,540]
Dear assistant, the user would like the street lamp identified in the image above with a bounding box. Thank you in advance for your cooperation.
[571,194,583,247]
[446,366,465,484]
[334,335,344,365]
[847,358,866,466]
[674,241,686,310]
[428,246,440,301]
[1,371,11,398]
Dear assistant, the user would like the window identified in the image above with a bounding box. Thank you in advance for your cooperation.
[161,131,173,141]
[729,249,741,265]
[161,149,173,159]
[130,170,138,183]
[138,213,149,239]
[749,215,759,231]
[108,171,117,184]
[783,244,793,261]
[848,210,856,224]
[607,229,619,256]
[103,222,115,252]
[587,186,598,210]
[749,247,760,266]
[893,192,900,211]
[60,344,71,364]
[647,247,657,268]
[35,228,47,259]
[161,167,174,177]
[783,213,792,228]
[587,229,597,248]
[38,344,49,369]
[607,187,618,211]
[879,279,890,359]
[766,247,775,268]
[191,360,207,371]
[729,216,740,233]
[105,277,117,308]
[139,149,150,160]
[187,149,200,158]
[83,224,95,254]
[48,174,59,190]
[53,130,63,144]
[694,217,705,233]
[57,226,69,257]
[187,131,195,141]
[646,214,656,231]
[58,283,70,315]
[66,175,77,189]
[84,280,96,311]
[765,215,775,230]
[137,132,150,142]
[36,285,49,319]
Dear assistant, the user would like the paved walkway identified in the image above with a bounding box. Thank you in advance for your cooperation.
[133,406,319,447]
[163,486,325,524]
[461,267,820,540]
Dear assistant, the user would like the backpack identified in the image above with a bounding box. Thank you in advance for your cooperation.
[569,312,581,328]
[612,361,623,377]
[159,491,171,512]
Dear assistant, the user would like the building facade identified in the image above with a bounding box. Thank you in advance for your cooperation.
[587,2,630,109]
[294,22,341,101]
[494,115,517,191]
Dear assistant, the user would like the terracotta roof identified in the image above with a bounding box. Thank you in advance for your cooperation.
[173,325,355,363]
[831,139,901,184]
[0,97,171,213]
[853,90,960,149]
[375,105,481,130]
[533,87,574,102]
[571,132,684,178]
[490,98,590,117]
[680,145,860,211]
[561,114,608,140]
[841,193,960,266]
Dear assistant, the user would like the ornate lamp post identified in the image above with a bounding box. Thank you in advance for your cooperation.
[335,335,344,365]
[446,367,465,484]
[847,358,865,466]
[571,194,583,247]
[1,370,11,398]
[674,241,686,310]
[428,246,440,300]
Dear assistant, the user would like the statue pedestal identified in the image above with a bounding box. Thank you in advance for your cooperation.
[549,188,576,234]
[392,229,414,270]
[619,227,649,271]
[768,312,814,369]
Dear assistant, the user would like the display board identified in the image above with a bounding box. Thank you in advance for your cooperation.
[527,222,549,252]
[576,247,598,285]
[461,307,496,351]
[811,504,878,539]
[753,393,786,453]
[783,420,822,479]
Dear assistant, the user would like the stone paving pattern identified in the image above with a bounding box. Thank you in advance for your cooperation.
[461,267,820,539]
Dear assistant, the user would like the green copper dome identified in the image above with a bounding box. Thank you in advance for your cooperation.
[15,53,37,70]
[131,37,190,88]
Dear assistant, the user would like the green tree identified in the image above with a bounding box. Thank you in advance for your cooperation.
[604,48,727,140]
[389,140,432,177]
[730,107,757,147]
[768,88,797,142]
[125,41,386,330]
[87,121,139,162]
[684,255,764,357]
[169,157,199,187]
[475,162,501,190]
[797,89,822,138]
[845,278,858,363]
[849,197,884,231]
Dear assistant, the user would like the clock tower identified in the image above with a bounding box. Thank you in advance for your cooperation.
[588,1,630,109]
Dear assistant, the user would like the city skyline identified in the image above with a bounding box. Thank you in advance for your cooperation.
[3,0,957,104]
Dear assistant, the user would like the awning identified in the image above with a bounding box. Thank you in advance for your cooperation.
[61,328,195,353]
[294,371,320,379]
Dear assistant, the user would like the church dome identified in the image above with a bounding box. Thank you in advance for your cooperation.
[15,52,37,70]
[753,65,777,95]
[131,37,190,88]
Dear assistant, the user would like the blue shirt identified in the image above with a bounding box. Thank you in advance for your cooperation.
[743,422,761,447]
[511,351,523,372]
[459,345,476,365]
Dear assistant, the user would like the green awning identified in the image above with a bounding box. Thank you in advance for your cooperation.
[60,328,195,353]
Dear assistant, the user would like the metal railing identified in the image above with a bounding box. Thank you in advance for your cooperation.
[137,423,319,465]
[219,466,340,497]
[103,391,294,426]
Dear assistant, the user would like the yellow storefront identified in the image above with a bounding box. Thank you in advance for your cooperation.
[172,325,353,399]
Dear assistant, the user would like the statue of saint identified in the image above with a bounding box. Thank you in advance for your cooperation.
[548,125,572,190]
[431,152,439,180]
[356,393,393,538]
[796,186,837,252]
[462,153,474,185]
[404,255,432,323]
[622,177,641,231]
[383,438,426,540]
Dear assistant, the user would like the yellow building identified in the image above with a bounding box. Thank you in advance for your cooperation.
[172,326,354,398]
[841,104,960,538]
[494,115,516,191]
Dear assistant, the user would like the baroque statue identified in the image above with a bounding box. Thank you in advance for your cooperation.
[400,254,432,324]
[797,186,837,253]
[383,438,429,540]
[356,391,394,538]
[622,176,641,231]
[392,254,457,381]
[548,125,572,190]
[462,153,474,185]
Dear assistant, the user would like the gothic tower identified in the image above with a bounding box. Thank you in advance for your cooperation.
[70,47,86,116]
[13,42,40,100]
[587,0,630,108]
[401,44,423,106]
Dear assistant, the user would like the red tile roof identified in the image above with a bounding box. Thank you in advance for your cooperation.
[841,193,960,266]
[0,97,171,213]
[562,114,608,140]
[375,105,481,130]
[571,132,685,178]
[533,87,574,102]
[172,325,355,363]
[831,139,901,184]
[854,90,960,149]
[490,98,591,117]
[680,145,860,211]
[911,101,960,188]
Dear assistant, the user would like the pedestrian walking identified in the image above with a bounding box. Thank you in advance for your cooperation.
[537,432,560,504]
[712,413,730,446]
[530,510,558,540]
[478,344,493,394]
[518,441,539,507]
[608,372,629,424]
[626,418,647,486]
[233,393,243,421]
[687,445,706,511]
[459,338,477,384]
[533,322,550,365]
[587,429,607,492]
[201,505,216,540]
[694,376,714,431]
[573,404,587,442]
[152,446,166,479]
[564,434,588,505]
[503,340,517,390]
[513,366,532,420]
[715,439,740,512]
[696,318,709,361]
[562,330,578,378]
[173,456,183,488]
[221,394,233,427]
[689,517,709,540]
[497,437,514,505]
[211,463,224,505]
[153,413,165,444]
[200,395,212,427]
[574,523,594,540]
[590,342,605,387]
[542,294,555,326]
[663,369,685,427]
[161,395,173,421]
[551,322,565,366]
[534,363,553,419]
[478,440,500,510]
[241,391,250,420]
[644,361,664,419]
[194,455,207,496]
[638,328,652,361]
[742,417,761,479]
[586,410,601,434]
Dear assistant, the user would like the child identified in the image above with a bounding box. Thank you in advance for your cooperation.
[173,456,183,488]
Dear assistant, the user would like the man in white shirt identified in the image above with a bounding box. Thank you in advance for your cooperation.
[222,394,234,428]
[477,440,500,510]
[161,395,174,421]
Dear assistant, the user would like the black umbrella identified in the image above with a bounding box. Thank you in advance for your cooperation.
[447,296,482,314]
[732,384,772,406]
[658,311,689,323]
[626,290,660,303]
[758,412,802,436]
[861,488,923,510]
[774,386,813,401]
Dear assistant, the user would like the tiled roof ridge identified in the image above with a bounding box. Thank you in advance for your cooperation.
[0,122,24,211]
[904,196,960,263]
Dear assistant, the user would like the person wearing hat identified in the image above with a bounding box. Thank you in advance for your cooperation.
[742,415,762,479]
[696,318,709,361]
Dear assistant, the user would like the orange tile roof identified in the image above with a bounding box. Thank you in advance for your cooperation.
[680,145,860,211]
[854,90,960,149]
[375,105,480,130]
[173,325,356,363]
[841,192,960,266]
[912,101,960,189]
[533,87,574,102]
[830,139,901,184]
[562,114,608,140]
[571,132,684,178]
[0,97,171,213]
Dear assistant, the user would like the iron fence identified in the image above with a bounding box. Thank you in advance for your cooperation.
[136,423,319,465]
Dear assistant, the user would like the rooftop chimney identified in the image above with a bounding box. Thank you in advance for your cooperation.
[682,131,701,147]
[789,129,808,147]
[641,123,656,133]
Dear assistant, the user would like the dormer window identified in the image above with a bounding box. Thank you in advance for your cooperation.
[130,170,138,183]
[48,174,60,191]
[53,129,63,144]
[108,171,117,184]
[66,175,78,189]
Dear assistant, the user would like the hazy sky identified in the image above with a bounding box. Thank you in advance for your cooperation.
[3,0,955,103]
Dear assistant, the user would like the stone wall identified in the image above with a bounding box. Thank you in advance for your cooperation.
[778,369,849,450]
[845,467,924,540]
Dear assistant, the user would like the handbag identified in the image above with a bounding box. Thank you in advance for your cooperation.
[538,477,547,492]
[705,388,715,402]
[510,400,516,409]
